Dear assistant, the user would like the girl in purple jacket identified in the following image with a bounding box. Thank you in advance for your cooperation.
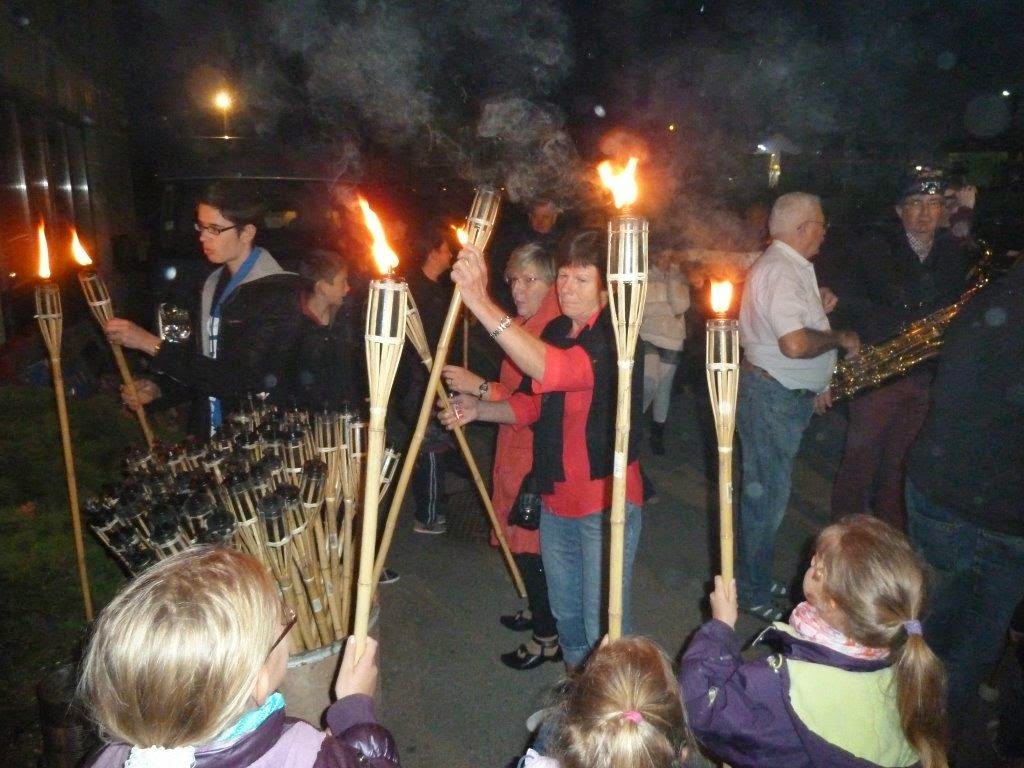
[78,547,399,768]
[682,515,948,768]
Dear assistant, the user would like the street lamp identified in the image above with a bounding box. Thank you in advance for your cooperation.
[213,89,233,137]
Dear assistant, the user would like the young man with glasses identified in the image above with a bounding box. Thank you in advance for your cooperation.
[826,168,975,529]
[105,181,305,437]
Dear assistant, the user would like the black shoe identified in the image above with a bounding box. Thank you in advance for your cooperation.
[501,641,562,670]
[499,610,533,632]
[379,568,400,585]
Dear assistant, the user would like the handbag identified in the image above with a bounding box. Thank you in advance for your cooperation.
[508,473,542,530]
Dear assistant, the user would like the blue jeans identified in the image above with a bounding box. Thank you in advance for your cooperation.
[736,369,815,607]
[906,480,1024,727]
[540,502,642,666]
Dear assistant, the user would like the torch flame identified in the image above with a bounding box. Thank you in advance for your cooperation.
[597,157,639,209]
[357,197,400,275]
[37,223,50,280]
[710,281,733,316]
[70,230,93,266]
[450,224,468,246]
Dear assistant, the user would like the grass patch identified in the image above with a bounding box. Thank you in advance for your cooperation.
[0,385,179,766]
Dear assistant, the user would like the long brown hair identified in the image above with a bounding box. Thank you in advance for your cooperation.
[551,636,691,768]
[816,515,948,768]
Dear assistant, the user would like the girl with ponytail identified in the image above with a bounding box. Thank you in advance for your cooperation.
[523,636,694,768]
[681,514,948,768]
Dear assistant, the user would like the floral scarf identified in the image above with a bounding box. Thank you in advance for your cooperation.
[789,601,889,660]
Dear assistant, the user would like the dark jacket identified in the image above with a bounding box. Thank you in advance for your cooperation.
[907,259,1024,535]
[152,250,305,436]
[85,694,400,768]
[291,294,366,413]
[681,620,919,768]
[830,227,973,345]
[524,307,643,495]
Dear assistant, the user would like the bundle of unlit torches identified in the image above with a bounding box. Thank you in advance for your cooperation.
[84,404,401,652]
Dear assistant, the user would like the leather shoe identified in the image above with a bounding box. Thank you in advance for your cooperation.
[501,642,562,670]
[499,610,533,632]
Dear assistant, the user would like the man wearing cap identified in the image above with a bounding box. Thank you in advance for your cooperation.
[828,169,974,528]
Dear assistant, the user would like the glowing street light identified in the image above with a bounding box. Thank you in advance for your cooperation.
[213,89,233,137]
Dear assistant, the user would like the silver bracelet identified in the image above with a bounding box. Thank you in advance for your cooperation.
[490,315,513,338]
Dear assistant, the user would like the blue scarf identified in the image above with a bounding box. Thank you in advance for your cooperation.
[217,691,286,743]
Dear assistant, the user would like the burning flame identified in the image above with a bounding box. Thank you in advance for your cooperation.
[450,224,468,246]
[357,197,399,275]
[710,281,734,315]
[71,230,93,266]
[597,157,639,209]
[37,223,50,280]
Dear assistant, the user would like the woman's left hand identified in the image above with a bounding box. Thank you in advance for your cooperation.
[450,245,490,310]
[442,364,484,396]
[104,318,162,355]
[437,393,479,429]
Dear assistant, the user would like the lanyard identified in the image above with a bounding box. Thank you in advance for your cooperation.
[212,247,261,318]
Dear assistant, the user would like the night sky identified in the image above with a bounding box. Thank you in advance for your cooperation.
[119,0,1023,229]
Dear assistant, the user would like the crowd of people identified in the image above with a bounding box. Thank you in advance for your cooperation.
[85,169,1022,768]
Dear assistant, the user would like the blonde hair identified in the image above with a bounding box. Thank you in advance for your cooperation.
[551,636,690,768]
[78,546,282,748]
[816,515,948,768]
[506,243,556,285]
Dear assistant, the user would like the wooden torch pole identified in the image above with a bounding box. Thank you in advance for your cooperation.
[371,298,525,597]
[77,270,155,448]
[705,300,740,583]
[373,186,505,588]
[605,215,648,640]
[36,281,94,621]
[353,278,408,659]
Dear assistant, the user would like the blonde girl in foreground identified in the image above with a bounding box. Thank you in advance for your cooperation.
[78,546,399,768]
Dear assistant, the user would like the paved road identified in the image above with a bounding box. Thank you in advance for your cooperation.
[373,377,1009,767]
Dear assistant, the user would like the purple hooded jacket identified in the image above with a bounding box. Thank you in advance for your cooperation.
[680,619,922,768]
[84,694,399,768]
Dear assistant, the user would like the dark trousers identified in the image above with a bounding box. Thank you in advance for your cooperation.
[515,553,557,639]
[831,374,930,529]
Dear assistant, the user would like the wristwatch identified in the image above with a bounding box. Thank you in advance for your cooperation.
[477,381,490,399]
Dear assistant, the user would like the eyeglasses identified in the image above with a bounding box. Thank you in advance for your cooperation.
[267,604,297,657]
[194,222,239,236]
[505,275,541,288]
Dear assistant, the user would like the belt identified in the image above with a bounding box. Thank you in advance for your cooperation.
[741,359,818,398]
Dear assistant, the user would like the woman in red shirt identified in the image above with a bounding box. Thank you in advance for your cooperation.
[442,243,561,669]
[440,231,644,669]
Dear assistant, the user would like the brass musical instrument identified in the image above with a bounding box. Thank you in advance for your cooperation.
[829,243,1003,401]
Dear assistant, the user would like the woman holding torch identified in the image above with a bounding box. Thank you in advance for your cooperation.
[440,230,645,670]
[441,242,561,669]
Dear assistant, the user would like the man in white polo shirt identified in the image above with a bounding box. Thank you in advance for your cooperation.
[736,191,860,620]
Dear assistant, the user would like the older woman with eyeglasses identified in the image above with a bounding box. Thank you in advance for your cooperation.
[79,546,401,768]
[442,243,562,669]
[440,231,645,670]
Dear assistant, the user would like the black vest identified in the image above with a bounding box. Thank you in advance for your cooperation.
[522,308,644,495]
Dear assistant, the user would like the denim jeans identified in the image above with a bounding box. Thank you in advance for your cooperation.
[736,368,815,607]
[540,502,642,666]
[906,480,1024,730]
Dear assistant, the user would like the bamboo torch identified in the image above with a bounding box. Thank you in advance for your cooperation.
[34,223,94,620]
[371,293,525,597]
[599,158,647,640]
[352,198,408,659]
[706,281,739,582]
[71,231,155,448]
[374,187,507,590]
